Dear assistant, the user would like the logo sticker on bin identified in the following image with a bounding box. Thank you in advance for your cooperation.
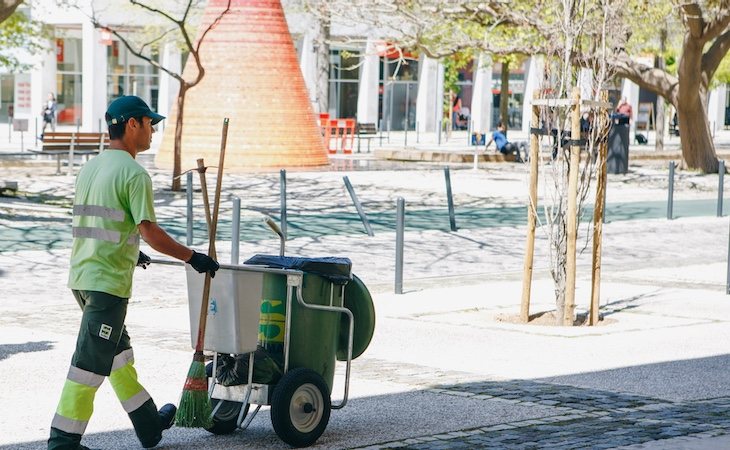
[259,299,285,344]
[209,298,218,316]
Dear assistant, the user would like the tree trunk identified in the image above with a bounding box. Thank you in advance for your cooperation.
[655,29,667,152]
[677,37,719,173]
[676,94,718,172]
[171,84,188,191]
[500,62,510,133]
[553,221,567,325]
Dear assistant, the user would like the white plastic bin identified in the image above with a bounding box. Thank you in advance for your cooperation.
[185,265,262,355]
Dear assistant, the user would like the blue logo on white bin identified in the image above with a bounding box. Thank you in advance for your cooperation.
[209,298,218,316]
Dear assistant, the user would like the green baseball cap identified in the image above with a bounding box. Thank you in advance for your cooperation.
[106,95,165,126]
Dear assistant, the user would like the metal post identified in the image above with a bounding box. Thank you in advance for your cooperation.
[404,85,410,148]
[280,169,287,240]
[416,121,420,143]
[395,197,405,294]
[438,120,442,145]
[34,118,38,146]
[76,118,81,135]
[667,160,675,220]
[379,119,383,147]
[98,118,102,133]
[186,171,193,245]
[466,118,471,146]
[718,160,725,217]
[727,217,730,294]
[444,167,457,231]
[343,176,374,236]
[231,197,240,264]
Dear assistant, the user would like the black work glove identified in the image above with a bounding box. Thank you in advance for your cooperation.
[187,250,220,278]
[137,251,151,269]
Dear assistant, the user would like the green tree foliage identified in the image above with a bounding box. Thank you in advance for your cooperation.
[0,8,49,71]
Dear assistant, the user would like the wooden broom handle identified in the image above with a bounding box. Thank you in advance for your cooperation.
[193,118,229,352]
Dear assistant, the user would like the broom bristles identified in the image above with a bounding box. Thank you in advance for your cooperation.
[175,359,213,428]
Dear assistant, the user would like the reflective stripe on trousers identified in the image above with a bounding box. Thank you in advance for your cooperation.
[109,348,151,413]
[51,349,152,436]
[50,366,104,435]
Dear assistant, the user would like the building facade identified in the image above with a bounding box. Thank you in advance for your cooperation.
[3,2,728,139]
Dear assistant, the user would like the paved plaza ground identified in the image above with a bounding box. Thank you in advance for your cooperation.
[1,128,730,449]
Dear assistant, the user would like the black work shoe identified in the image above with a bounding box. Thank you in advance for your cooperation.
[142,404,177,449]
[159,403,176,431]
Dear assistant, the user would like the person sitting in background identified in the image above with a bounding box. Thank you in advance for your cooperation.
[485,121,525,162]
[452,96,468,130]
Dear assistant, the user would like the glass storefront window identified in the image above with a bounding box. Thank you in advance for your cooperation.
[386,58,419,81]
[328,49,359,118]
[379,56,419,131]
[56,35,83,125]
[107,41,159,108]
[0,75,14,122]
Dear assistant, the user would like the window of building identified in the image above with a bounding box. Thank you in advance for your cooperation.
[491,61,526,130]
[107,41,160,110]
[380,56,419,131]
[328,49,360,119]
[0,75,14,123]
[55,33,83,125]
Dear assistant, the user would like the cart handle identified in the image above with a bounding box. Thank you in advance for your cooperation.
[295,285,354,410]
[263,216,285,257]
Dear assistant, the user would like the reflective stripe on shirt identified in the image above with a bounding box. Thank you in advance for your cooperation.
[73,227,121,243]
[73,205,125,222]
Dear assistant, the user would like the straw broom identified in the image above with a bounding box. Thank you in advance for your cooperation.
[176,118,229,428]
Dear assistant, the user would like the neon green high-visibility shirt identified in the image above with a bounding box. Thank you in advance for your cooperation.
[67,150,156,298]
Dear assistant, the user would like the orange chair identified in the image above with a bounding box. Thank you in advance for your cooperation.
[340,119,355,154]
[326,119,339,154]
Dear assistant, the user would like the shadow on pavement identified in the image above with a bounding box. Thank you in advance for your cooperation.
[0,340,54,362]
[4,354,730,449]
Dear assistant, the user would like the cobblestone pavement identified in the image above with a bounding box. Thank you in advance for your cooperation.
[349,360,730,450]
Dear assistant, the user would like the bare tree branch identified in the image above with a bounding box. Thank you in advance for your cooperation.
[129,0,181,26]
[702,6,730,41]
[702,28,730,79]
[681,3,705,40]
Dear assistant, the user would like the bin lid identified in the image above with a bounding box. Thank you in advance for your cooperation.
[244,254,352,285]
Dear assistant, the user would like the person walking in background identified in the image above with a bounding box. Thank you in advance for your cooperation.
[41,92,57,139]
[48,96,220,450]
[485,121,525,162]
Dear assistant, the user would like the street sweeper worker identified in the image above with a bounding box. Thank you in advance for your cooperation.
[48,95,220,450]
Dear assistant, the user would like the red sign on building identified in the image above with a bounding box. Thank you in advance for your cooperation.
[56,38,64,63]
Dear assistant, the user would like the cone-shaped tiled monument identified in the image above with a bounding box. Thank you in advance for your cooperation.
[155,0,328,171]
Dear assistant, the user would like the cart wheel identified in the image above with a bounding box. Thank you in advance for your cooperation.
[205,398,249,435]
[270,368,331,447]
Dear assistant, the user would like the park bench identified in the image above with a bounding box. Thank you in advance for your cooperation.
[33,132,109,174]
[356,122,377,153]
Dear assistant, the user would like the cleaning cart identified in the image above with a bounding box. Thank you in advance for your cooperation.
[184,218,375,447]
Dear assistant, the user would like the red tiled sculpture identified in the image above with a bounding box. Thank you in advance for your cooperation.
[156,0,328,171]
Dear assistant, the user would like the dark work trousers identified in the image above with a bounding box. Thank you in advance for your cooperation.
[48,290,162,450]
